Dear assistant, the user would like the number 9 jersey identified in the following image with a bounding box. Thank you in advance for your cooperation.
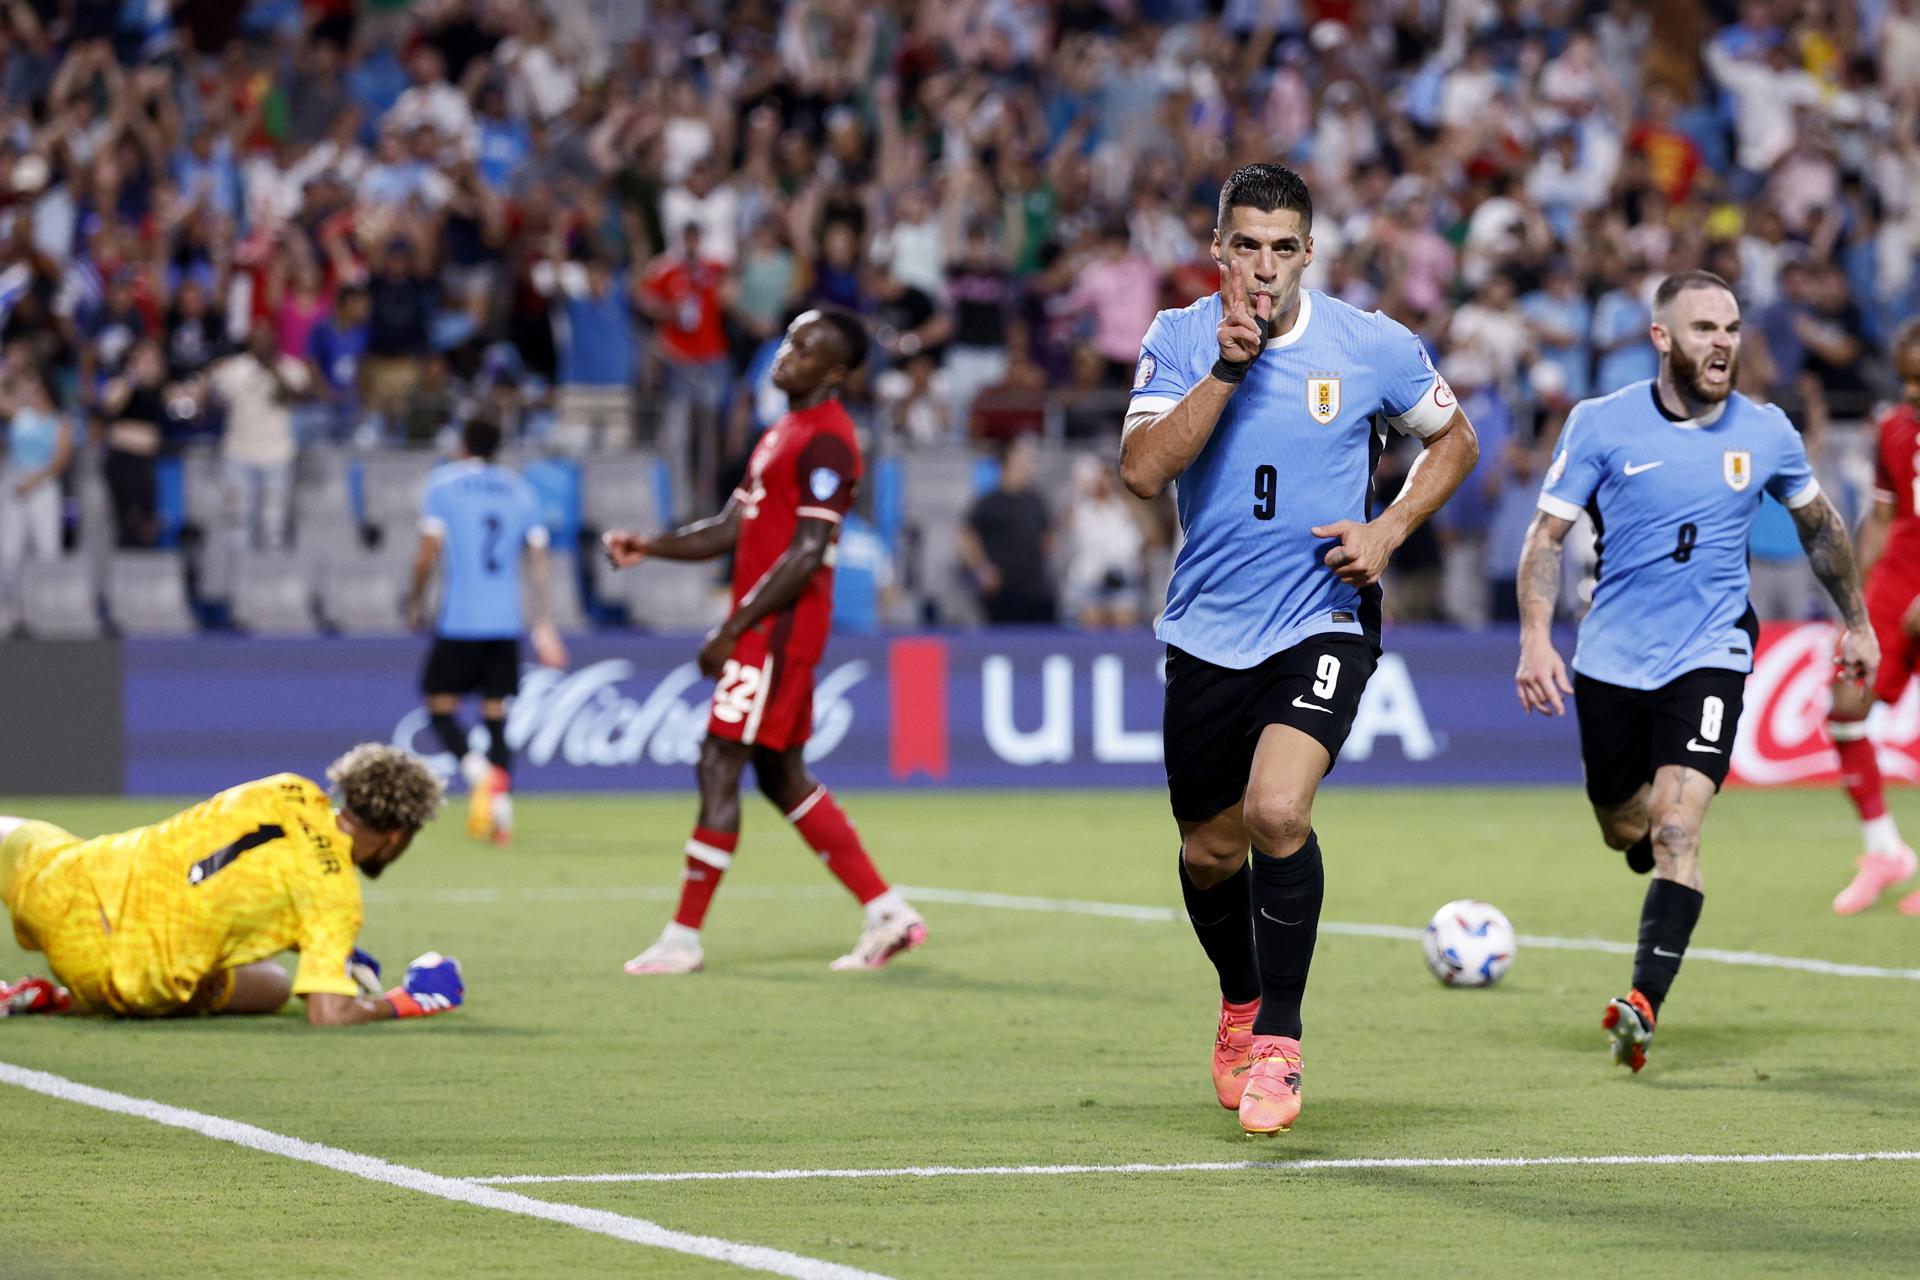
[1537,382,1820,691]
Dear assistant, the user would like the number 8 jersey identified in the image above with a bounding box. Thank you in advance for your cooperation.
[1537,381,1819,690]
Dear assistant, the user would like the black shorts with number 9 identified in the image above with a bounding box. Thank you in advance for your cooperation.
[1162,634,1378,824]
[1572,667,1747,807]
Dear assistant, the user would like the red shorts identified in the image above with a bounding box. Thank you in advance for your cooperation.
[1866,569,1920,703]
[706,630,815,751]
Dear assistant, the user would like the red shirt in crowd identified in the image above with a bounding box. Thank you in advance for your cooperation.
[640,253,729,365]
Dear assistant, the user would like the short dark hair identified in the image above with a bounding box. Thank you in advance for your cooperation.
[815,307,870,373]
[1893,315,1920,354]
[1653,269,1733,315]
[462,417,503,460]
[1217,163,1313,232]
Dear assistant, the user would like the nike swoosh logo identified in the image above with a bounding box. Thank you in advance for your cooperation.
[1686,738,1723,754]
[1652,947,1682,958]
[1259,908,1306,926]
[1624,461,1664,476]
[1290,696,1334,715]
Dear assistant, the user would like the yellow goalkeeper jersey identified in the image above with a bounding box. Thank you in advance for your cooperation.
[6,773,364,1013]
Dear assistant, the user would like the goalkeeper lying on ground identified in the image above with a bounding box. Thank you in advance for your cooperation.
[0,744,463,1026]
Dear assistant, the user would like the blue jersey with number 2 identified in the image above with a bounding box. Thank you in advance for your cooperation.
[1130,289,1455,669]
[421,460,548,639]
[1537,382,1819,690]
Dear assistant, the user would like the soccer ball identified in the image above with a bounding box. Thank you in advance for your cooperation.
[1422,900,1516,988]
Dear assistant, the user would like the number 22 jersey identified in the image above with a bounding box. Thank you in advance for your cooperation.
[731,399,862,665]
[1537,382,1819,690]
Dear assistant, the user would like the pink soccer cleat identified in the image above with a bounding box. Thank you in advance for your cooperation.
[1832,845,1917,915]
[1211,997,1260,1110]
[829,908,927,971]
[1898,887,1920,917]
[1237,1035,1304,1135]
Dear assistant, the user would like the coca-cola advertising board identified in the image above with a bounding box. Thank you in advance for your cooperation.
[93,623,1889,795]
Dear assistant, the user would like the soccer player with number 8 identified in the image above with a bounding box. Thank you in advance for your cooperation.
[1516,271,1877,1072]
[604,309,925,977]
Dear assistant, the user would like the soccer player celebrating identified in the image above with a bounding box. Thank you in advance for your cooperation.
[1121,164,1480,1135]
[1826,320,1920,916]
[406,418,568,846]
[0,744,463,1025]
[604,308,926,975]
[1515,270,1876,1072]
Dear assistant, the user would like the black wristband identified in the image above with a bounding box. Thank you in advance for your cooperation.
[1210,357,1252,385]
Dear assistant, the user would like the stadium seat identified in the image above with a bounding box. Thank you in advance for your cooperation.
[317,553,409,635]
[580,451,662,534]
[104,551,197,636]
[17,557,100,638]
[296,512,369,570]
[293,444,354,525]
[180,444,224,532]
[357,450,441,533]
[232,551,320,635]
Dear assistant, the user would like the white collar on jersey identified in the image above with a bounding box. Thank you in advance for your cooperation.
[1661,397,1729,430]
[1263,291,1313,349]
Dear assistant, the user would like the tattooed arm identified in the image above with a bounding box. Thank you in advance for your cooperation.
[1514,510,1575,715]
[1791,493,1880,685]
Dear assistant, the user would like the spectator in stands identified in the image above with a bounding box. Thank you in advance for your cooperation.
[944,222,1017,437]
[0,365,70,596]
[960,436,1055,626]
[1591,264,1659,394]
[1062,223,1161,388]
[363,229,437,432]
[1521,263,1594,403]
[307,284,371,440]
[98,338,168,549]
[534,249,637,453]
[1061,455,1144,630]
[968,332,1048,442]
[204,321,310,553]
[639,221,730,508]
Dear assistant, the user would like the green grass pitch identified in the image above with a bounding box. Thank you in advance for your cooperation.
[3,787,1918,1277]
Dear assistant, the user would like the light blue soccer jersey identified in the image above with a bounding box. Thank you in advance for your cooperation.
[1537,381,1819,689]
[1131,289,1455,669]
[420,459,549,639]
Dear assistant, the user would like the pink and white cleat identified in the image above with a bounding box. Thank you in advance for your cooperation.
[623,925,704,975]
[1212,997,1260,1110]
[829,908,927,971]
[1832,845,1917,915]
[1898,887,1920,917]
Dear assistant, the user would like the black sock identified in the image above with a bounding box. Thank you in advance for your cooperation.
[1249,833,1323,1039]
[1631,879,1704,1015]
[429,712,467,759]
[1624,835,1654,875]
[1178,850,1259,1005]
[484,716,510,773]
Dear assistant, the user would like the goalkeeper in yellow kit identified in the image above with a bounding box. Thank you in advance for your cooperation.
[0,744,465,1026]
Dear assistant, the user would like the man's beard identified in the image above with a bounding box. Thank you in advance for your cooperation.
[1670,343,1737,404]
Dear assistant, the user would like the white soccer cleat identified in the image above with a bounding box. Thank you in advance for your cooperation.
[829,908,928,971]
[623,927,704,976]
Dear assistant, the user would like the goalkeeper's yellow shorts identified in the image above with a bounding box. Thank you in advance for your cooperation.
[0,821,231,1017]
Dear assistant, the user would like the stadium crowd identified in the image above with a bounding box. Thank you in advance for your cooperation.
[0,0,1915,633]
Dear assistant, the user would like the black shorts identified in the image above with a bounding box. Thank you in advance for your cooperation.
[1163,634,1378,823]
[1573,667,1748,806]
[422,638,521,700]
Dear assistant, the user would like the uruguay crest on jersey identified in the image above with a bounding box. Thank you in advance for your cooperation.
[1307,374,1341,424]
[1723,449,1751,491]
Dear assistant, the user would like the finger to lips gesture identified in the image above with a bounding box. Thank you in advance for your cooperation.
[1217,256,1264,364]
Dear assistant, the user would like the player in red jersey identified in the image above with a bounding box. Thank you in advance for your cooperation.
[602,308,927,973]
[1827,320,1920,916]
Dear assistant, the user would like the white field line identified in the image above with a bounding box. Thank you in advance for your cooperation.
[361,881,1920,983]
[470,1150,1920,1187]
[0,1062,891,1280]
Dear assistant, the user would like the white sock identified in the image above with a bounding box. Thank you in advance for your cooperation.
[661,921,701,949]
[1863,814,1904,857]
[863,888,909,924]
[460,752,490,789]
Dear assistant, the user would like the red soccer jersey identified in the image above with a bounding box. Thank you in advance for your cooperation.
[730,400,863,665]
[1871,402,1920,592]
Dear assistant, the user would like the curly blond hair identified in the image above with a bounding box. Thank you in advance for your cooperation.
[326,744,445,832]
